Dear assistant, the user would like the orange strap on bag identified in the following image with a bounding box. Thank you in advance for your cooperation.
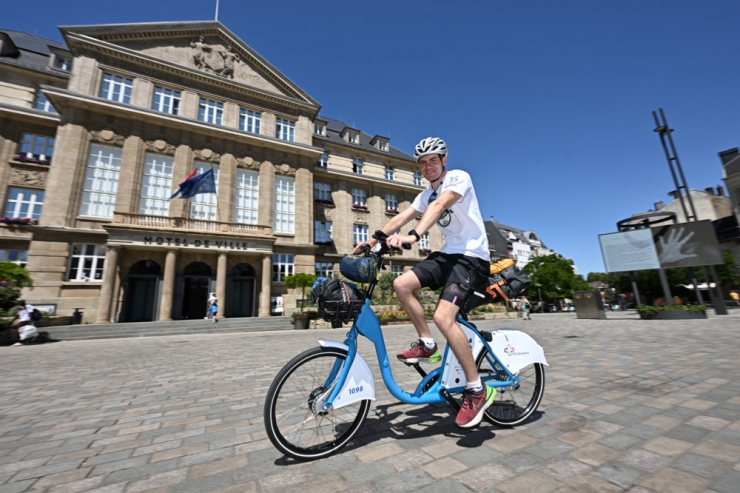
[485,279,510,301]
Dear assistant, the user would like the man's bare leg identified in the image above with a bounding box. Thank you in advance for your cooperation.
[433,300,478,382]
[393,271,430,338]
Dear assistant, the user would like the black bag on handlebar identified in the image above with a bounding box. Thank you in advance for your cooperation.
[339,254,378,283]
[311,277,365,323]
[464,266,532,311]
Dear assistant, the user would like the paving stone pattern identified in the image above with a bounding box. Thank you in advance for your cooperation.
[1,310,740,492]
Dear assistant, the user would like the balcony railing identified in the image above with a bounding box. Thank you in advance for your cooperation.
[112,212,272,236]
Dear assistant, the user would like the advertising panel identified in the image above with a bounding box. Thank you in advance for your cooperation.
[651,221,723,269]
[599,229,660,273]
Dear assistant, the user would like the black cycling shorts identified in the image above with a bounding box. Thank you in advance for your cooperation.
[411,252,490,307]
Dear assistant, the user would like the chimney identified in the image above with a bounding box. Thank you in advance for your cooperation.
[705,187,715,195]
[668,190,678,199]
[719,148,740,166]
[654,201,665,210]
[717,186,725,196]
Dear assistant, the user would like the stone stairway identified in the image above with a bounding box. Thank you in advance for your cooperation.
[40,316,296,341]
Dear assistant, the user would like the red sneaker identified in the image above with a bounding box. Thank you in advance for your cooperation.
[397,340,441,364]
[455,386,496,428]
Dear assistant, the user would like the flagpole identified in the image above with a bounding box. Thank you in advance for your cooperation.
[215,0,220,21]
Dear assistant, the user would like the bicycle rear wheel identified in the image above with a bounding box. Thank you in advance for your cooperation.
[476,348,545,426]
[263,346,371,460]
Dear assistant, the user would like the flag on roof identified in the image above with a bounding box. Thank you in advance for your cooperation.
[169,169,216,200]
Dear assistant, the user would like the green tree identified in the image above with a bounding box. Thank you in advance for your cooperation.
[586,272,611,284]
[522,254,590,300]
[376,273,396,303]
[283,273,318,313]
[0,262,33,313]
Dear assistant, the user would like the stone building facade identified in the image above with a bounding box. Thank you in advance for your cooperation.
[0,22,435,323]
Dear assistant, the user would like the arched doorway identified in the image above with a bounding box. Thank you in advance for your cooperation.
[176,262,213,320]
[121,260,162,322]
[228,263,256,318]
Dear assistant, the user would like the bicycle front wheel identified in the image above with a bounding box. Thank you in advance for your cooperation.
[263,346,371,461]
[476,348,545,427]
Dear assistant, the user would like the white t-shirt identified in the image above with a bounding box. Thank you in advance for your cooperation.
[18,304,34,322]
[411,169,490,261]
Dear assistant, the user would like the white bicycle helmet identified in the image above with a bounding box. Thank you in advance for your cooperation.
[414,137,447,161]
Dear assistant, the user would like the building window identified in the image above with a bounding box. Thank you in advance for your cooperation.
[384,194,398,213]
[315,221,332,244]
[67,244,106,281]
[240,109,261,134]
[391,265,403,277]
[379,141,389,151]
[349,134,359,144]
[198,98,223,125]
[275,118,295,141]
[100,73,133,104]
[385,166,394,180]
[353,224,368,245]
[34,90,56,113]
[315,262,334,278]
[54,56,72,71]
[138,153,174,216]
[274,176,295,233]
[414,171,422,186]
[16,133,54,164]
[316,152,328,168]
[152,86,180,115]
[0,250,28,268]
[234,170,259,224]
[351,189,367,208]
[189,163,219,221]
[314,182,332,203]
[272,254,294,283]
[314,124,325,136]
[352,158,363,174]
[79,144,121,218]
[4,187,44,220]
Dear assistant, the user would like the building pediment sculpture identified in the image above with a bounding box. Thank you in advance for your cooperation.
[89,129,126,146]
[144,139,177,155]
[11,168,45,187]
[238,156,261,170]
[194,148,222,163]
[190,37,240,79]
[273,163,296,176]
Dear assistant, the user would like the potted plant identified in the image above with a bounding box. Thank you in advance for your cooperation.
[283,273,318,329]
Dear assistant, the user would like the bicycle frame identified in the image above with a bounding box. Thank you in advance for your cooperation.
[319,297,544,411]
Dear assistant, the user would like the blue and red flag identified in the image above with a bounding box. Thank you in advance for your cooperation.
[168,168,216,200]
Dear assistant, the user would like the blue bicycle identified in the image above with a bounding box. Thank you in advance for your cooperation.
[264,234,548,461]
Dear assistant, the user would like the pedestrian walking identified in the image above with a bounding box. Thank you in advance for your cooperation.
[520,297,531,320]
[205,292,218,319]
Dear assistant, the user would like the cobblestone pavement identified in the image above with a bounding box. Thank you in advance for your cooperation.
[1,310,740,493]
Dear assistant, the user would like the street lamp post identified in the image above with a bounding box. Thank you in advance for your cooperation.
[535,283,542,312]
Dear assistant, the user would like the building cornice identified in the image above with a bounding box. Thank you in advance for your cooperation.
[41,86,324,159]
[314,134,417,165]
[62,31,319,114]
[0,102,61,124]
[313,166,425,193]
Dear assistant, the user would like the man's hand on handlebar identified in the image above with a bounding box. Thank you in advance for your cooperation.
[352,240,375,254]
[387,234,414,250]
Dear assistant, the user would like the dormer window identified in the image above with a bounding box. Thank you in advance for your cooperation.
[341,126,360,145]
[314,124,325,136]
[53,55,72,71]
[370,135,390,152]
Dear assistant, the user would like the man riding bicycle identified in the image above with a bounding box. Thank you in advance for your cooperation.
[353,137,494,428]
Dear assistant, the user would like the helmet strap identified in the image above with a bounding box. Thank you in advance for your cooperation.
[430,166,446,186]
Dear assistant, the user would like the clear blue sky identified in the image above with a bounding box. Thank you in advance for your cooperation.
[6,0,740,276]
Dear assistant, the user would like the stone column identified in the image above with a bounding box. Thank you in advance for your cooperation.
[95,246,120,324]
[259,254,272,316]
[217,252,228,318]
[159,248,178,321]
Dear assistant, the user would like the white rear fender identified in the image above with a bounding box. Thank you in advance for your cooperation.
[488,329,548,374]
[318,340,375,409]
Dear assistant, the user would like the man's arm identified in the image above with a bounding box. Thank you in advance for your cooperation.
[352,206,420,252]
[386,190,460,249]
